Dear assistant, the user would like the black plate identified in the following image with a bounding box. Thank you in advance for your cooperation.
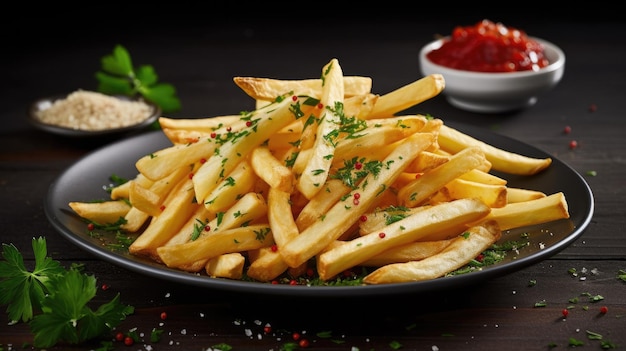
[44,124,594,298]
[29,94,161,138]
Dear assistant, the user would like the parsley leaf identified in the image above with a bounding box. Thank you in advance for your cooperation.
[0,237,134,348]
[0,237,64,323]
[96,44,181,113]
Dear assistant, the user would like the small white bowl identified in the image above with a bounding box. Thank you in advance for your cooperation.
[419,37,565,113]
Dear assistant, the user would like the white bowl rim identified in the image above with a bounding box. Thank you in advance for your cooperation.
[419,36,566,78]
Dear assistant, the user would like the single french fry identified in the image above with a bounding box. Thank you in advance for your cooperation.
[110,173,154,200]
[398,146,487,207]
[506,187,546,203]
[247,247,290,282]
[296,58,345,200]
[162,128,210,145]
[120,207,151,233]
[324,238,455,267]
[136,138,216,181]
[457,168,507,186]
[233,76,372,101]
[157,224,273,268]
[267,187,299,247]
[295,179,352,231]
[438,178,508,208]
[250,146,294,193]
[475,192,569,231]
[164,204,212,247]
[405,151,449,174]
[128,182,161,216]
[205,253,245,280]
[193,97,306,206]
[110,179,133,200]
[367,74,445,119]
[159,115,241,132]
[363,220,501,284]
[332,123,422,164]
[438,124,552,175]
[317,198,491,280]
[203,159,257,213]
[68,200,131,224]
[280,132,435,268]
[344,93,378,120]
[358,205,430,236]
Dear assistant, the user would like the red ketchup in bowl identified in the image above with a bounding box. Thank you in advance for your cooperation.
[426,19,550,73]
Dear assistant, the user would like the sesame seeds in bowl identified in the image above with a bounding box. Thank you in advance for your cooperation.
[29,90,161,137]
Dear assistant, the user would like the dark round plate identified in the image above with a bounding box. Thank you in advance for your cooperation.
[44,124,594,298]
[29,93,161,137]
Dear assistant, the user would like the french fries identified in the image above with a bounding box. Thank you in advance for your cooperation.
[363,220,502,284]
[68,58,571,286]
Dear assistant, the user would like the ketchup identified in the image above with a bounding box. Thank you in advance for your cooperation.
[426,20,550,73]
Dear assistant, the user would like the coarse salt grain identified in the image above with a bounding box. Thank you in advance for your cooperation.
[35,90,153,131]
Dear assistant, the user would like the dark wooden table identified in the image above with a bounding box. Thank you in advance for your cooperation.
[2,7,625,351]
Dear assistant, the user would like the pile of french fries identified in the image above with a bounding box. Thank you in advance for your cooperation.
[69,58,570,285]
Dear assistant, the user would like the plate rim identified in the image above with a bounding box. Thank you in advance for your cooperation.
[44,124,595,297]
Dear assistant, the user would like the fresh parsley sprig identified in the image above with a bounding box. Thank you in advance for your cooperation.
[0,237,134,348]
[96,44,181,113]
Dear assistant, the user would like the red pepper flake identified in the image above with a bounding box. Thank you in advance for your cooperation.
[200,158,207,164]
[246,121,253,127]
[226,126,232,132]
[415,173,422,179]
[160,311,168,320]
[317,103,324,109]
[475,254,484,262]
[289,279,298,286]
[359,215,368,222]
[354,161,363,170]
[160,205,166,211]
[124,336,134,346]
[271,244,278,252]
[188,173,194,179]
[115,332,125,341]
[292,95,298,101]
[353,198,360,205]
[299,339,310,348]
[87,223,95,231]
[600,306,608,314]
[379,232,386,238]
[563,125,572,134]
[204,225,211,231]
[101,283,109,291]
[562,308,569,318]
[264,325,272,334]
[271,280,279,284]
[589,103,597,112]
[210,132,217,138]
[569,140,578,150]
[306,267,315,277]
[292,332,301,341]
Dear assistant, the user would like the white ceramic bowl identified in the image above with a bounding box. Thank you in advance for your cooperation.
[419,37,565,113]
